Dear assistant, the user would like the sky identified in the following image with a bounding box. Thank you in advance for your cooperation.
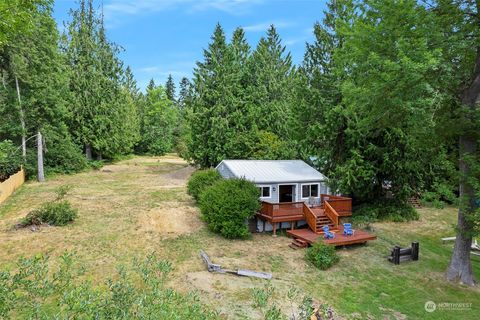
[53,0,328,91]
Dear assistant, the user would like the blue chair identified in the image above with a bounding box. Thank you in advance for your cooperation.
[323,225,334,239]
[343,223,354,236]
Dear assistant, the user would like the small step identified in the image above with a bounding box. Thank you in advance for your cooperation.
[295,238,307,245]
[293,240,308,248]
[289,238,308,249]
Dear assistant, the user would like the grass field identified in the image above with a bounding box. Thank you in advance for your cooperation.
[0,155,479,319]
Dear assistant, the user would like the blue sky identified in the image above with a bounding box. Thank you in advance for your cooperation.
[53,0,327,91]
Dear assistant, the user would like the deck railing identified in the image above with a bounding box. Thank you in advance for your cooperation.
[260,201,304,218]
[320,194,352,216]
[302,203,318,232]
[324,201,339,227]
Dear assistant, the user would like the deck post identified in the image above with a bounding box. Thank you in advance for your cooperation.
[273,223,277,237]
[263,220,266,232]
[291,221,296,230]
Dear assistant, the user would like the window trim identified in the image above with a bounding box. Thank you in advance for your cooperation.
[257,185,272,199]
[301,183,320,199]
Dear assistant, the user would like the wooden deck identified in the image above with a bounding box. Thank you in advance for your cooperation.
[287,226,377,247]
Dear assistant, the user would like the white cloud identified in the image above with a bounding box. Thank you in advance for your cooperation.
[103,0,264,26]
[243,21,294,32]
[190,0,263,14]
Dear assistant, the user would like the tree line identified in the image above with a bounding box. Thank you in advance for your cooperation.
[0,0,181,177]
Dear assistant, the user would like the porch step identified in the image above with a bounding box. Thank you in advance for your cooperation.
[289,238,308,249]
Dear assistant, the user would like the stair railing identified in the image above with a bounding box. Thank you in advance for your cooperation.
[302,203,318,232]
[324,201,339,228]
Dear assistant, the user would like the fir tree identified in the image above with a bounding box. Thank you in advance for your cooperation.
[64,0,139,159]
[165,74,176,102]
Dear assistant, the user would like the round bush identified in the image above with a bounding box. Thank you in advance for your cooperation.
[199,178,260,239]
[187,169,222,201]
[305,242,339,270]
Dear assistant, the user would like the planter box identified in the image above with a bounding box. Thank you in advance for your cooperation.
[0,168,25,204]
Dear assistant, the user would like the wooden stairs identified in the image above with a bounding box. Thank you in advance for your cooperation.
[407,197,422,208]
[290,208,338,249]
[289,238,308,250]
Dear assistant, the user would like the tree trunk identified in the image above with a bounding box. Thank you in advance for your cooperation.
[15,76,26,159]
[85,144,92,160]
[446,137,475,285]
[37,131,45,182]
[446,49,480,286]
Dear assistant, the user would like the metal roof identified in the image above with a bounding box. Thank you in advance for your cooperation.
[216,160,326,183]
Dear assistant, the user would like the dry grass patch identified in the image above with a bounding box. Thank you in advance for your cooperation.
[1,156,479,319]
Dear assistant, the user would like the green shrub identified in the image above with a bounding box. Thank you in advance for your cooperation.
[199,178,260,239]
[187,169,222,201]
[0,252,217,319]
[22,201,77,226]
[21,185,77,227]
[420,182,457,209]
[305,242,339,270]
[0,140,23,182]
[352,198,419,223]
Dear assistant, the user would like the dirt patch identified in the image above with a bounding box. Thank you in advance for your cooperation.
[162,165,196,183]
[136,204,203,238]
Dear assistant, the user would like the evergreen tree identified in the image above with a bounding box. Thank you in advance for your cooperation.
[429,0,480,286]
[0,1,86,174]
[64,0,139,159]
[189,24,232,167]
[138,85,178,155]
[178,77,192,109]
[247,25,296,142]
[0,0,47,47]
[165,74,176,102]
[294,0,352,184]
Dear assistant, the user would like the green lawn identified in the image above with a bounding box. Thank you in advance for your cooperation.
[0,155,478,319]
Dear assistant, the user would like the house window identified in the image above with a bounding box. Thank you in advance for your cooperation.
[302,184,319,198]
[257,186,271,198]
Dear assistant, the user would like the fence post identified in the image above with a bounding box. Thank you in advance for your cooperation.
[393,246,401,265]
[411,242,419,261]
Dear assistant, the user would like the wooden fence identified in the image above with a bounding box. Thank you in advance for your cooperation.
[0,168,25,204]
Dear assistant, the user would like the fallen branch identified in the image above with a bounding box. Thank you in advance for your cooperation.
[199,250,272,280]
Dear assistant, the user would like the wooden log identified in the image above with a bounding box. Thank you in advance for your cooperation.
[200,250,223,272]
[236,269,272,280]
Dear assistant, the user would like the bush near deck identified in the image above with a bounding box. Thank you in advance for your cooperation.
[199,178,260,239]
[305,242,339,270]
[187,169,222,201]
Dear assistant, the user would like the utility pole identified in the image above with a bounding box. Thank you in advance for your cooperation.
[15,76,26,158]
[37,131,45,182]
